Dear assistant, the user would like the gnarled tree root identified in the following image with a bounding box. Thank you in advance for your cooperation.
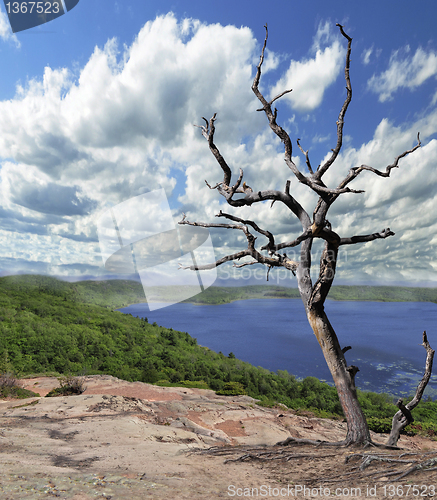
[342,452,437,482]
[191,443,338,464]
[189,437,397,466]
[190,445,437,485]
[276,436,399,450]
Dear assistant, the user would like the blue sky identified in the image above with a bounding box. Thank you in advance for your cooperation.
[0,0,436,286]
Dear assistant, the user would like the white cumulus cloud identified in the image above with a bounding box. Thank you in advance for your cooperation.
[0,13,263,277]
[269,22,345,112]
[368,45,437,102]
[362,46,373,65]
[320,115,437,284]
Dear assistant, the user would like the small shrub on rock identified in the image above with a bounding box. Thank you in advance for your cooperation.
[216,381,246,396]
[0,373,40,398]
[46,375,86,397]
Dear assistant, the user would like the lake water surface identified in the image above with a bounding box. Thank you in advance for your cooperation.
[118,299,437,396]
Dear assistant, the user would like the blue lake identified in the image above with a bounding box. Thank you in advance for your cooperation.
[118,299,437,397]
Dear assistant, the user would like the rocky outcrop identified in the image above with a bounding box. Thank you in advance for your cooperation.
[0,375,436,499]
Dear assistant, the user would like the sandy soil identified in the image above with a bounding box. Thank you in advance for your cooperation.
[0,375,436,499]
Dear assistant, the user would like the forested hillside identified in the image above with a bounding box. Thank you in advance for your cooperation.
[0,275,341,410]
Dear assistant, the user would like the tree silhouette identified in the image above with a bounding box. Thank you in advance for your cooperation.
[179,24,422,446]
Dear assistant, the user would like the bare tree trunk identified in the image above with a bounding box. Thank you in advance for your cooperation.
[307,306,371,445]
[300,239,371,445]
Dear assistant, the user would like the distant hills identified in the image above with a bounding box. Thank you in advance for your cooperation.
[179,284,437,306]
[2,274,436,309]
[9,274,437,308]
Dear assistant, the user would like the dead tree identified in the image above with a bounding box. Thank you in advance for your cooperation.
[386,331,435,447]
[179,24,421,446]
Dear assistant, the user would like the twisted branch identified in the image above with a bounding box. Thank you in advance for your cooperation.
[339,228,395,246]
[216,211,276,253]
[386,331,435,447]
[315,24,352,181]
[297,138,314,175]
[337,133,421,192]
[252,25,364,197]
[195,114,232,187]
[178,214,298,273]
[252,24,304,184]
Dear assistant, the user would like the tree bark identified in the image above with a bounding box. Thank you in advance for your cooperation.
[300,240,371,445]
[306,306,371,445]
[386,331,434,447]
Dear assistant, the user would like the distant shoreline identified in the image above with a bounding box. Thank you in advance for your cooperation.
[117,284,437,309]
[1,275,436,310]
